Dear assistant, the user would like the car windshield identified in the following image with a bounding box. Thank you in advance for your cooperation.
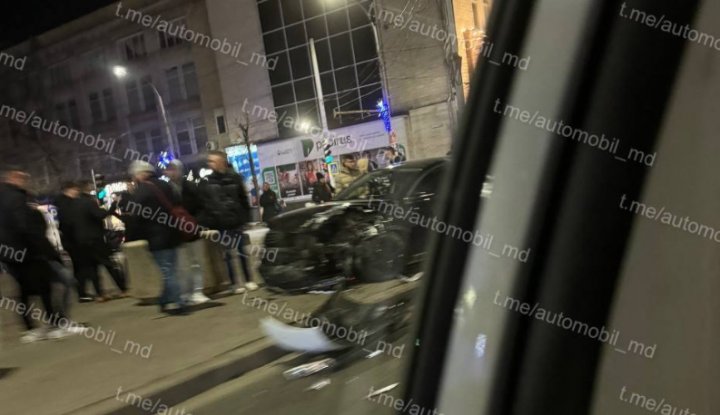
[335,168,420,201]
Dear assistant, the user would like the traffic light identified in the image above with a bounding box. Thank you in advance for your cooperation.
[323,140,333,163]
[94,173,105,188]
[94,173,106,200]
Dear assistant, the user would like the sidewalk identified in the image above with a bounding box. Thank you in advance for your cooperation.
[0,273,328,415]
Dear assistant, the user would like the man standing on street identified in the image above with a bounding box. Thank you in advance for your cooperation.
[73,180,127,302]
[125,161,187,314]
[164,160,210,305]
[197,150,257,294]
[0,167,74,342]
[334,154,363,193]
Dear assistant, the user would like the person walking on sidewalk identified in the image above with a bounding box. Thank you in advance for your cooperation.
[126,161,187,314]
[259,182,281,222]
[164,160,210,306]
[73,180,127,302]
[197,150,257,294]
[0,167,80,342]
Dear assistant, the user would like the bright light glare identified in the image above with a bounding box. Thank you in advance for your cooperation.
[112,65,128,78]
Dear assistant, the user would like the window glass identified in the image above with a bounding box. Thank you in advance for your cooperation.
[141,76,156,110]
[125,80,141,113]
[166,67,183,102]
[89,93,102,123]
[102,89,116,120]
[182,63,199,98]
[122,33,147,60]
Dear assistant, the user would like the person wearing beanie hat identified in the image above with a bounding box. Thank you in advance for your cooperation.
[128,160,155,180]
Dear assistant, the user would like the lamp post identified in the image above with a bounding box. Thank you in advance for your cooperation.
[112,65,176,157]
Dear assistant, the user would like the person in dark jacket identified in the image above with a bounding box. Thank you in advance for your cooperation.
[259,182,281,222]
[312,172,334,204]
[72,180,126,302]
[164,160,210,306]
[55,182,80,282]
[125,161,187,314]
[0,167,69,342]
[197,150,255,294]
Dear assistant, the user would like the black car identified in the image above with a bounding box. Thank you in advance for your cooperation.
[260,158,450,293]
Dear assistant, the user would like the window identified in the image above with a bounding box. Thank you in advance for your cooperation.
[54,99,80,128]
[165,63,199,102]
[67,100,80,128]
[85,50,106,75]
[141,76,156,111]
[192,117,207,150]
[159,19,185,49]
[88,89,116,123]
[125,80,142,113]
[173,117,207,156]
[165,67,183,102]
[175,122,193,156]
[102,89,116,120]
[89,93,103,123]
[216,114,227,134]
[182,63,199,98]
[48,64,71,87]
[149,128,165,154]
[133,131,151,157]
[257,0,382,134]
[121,33,147,60]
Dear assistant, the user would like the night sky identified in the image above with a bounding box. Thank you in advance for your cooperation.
[1,0,116,49]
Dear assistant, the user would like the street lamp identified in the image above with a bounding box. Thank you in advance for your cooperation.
[111,65,177,157]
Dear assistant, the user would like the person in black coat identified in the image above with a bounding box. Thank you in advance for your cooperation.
[259,182,281,222]
[125,161,186,313]
[72,180,126,301]
[312,172,334,204]
[0,167,64,341]
[196,150,254,294]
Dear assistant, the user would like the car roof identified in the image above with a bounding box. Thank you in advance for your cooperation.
[385,157,448,171]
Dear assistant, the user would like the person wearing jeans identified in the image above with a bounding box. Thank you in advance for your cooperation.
[223,230,256,292]
[164,161,210,305]
[196,151,257,294]
[151,249,181,308]
[123,161,187,315]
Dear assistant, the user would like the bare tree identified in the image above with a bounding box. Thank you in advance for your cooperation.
[236,110,260,206]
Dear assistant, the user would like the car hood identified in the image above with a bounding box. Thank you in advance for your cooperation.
[268,200,373,232]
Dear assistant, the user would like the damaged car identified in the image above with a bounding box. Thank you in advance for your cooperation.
[259,158,450,293]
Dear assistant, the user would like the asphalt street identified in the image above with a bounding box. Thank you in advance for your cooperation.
[175,341,412,415]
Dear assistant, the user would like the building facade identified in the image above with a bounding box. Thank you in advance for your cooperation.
[0,0,466,192]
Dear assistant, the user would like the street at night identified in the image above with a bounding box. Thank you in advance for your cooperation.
[1,0,719,414]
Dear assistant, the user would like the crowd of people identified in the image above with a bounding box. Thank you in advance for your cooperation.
[0,150,262,342]
[0,147,402,343]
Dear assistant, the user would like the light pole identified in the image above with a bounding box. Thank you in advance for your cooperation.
[112,65,176,157]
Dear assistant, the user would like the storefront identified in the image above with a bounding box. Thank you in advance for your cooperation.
[226,116,409,202]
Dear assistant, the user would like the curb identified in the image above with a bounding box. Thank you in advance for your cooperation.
[70,339,289,415]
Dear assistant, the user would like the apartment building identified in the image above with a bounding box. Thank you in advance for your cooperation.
[0,0,466,192]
